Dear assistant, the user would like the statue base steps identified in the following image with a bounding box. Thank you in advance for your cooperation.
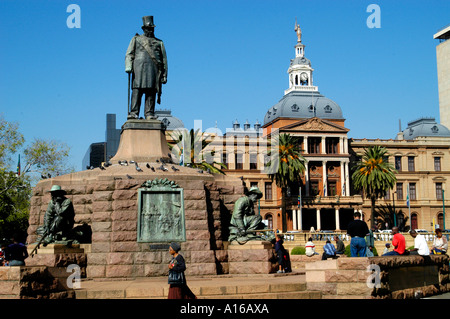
[227,241,277,274]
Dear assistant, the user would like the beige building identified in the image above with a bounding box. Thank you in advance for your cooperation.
[350,117,450,231]
[206,22,450,233]
[434,25,450,130]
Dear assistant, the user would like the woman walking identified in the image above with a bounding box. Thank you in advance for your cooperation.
[167,242,196,299]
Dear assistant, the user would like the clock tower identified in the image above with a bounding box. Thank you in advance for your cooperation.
[285,20,318,95]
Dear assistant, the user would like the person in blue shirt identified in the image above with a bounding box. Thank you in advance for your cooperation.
[5,235,28,266]
[322,240,337,260]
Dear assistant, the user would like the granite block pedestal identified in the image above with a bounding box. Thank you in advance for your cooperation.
[228,241,277,274]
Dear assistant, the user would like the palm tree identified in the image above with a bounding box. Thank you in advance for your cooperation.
[266,133,306,232]
[374,204,409,232]
[352,145,397,228]
[169,129,227,174]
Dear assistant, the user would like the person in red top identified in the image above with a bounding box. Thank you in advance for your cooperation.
[382,227,406,256]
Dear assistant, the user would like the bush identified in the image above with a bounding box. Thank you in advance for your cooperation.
[290,246,306,255]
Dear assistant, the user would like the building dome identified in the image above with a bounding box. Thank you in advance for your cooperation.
[155,109,184,130]
[264,91,344,125]
[402,117,450,140]
[290,56,311,66]
[263,21,344,126]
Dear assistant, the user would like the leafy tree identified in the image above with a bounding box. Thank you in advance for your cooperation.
[0,115,25,168]
[0,171,31,242]
[23,138,73,181]
[352,145,397,228]
[266,133,306,232]
[374,204,409,232]
[169,128,227,174]
[0,114,73,242]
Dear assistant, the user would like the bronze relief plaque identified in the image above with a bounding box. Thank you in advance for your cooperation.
[137,178,185,243]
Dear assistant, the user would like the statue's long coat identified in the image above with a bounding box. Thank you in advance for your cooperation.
[125,34,168,90]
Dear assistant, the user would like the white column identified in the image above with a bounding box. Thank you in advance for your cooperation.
[322,161,327,196]
[344,137,348,154]
[316,208,321,231]
[339,136,344,154]
[321,136,326,154]
[292,209,297,230]
[340,161,345,196]
[303,136,308,154]
[335,208,340,231]
[298,209,302,231]
[305,161,310,196]
[345,161,350,196]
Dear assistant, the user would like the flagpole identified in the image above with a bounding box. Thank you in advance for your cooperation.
[407,183,411,230]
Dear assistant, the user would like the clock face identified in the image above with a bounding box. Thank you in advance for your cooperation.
[300,73,308,81]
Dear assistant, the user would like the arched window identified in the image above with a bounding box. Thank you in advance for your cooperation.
[438,212,444,229]
[411,213,418,230]
[264,213,273,230]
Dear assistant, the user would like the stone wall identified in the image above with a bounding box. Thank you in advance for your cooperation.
[26,166,246,279]
[0,266,75,299]
[305,255,450,299]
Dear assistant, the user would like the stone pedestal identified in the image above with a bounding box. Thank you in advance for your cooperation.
[228,241,277,274]
[26,118,248,280]
[26,244,87,278]
[110,119,171,163]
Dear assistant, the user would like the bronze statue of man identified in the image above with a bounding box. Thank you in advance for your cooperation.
[125,16,168,120]
[228,187,274,243]
[36,185,75,245]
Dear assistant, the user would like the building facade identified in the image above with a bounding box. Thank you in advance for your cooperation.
[214,22,450,232]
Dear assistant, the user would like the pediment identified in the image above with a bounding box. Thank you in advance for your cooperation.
[282,117,349,133]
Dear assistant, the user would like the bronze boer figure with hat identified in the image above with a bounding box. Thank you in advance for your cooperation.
[228,186,275,243]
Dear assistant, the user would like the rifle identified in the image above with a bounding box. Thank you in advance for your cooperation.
[30,232,48,258]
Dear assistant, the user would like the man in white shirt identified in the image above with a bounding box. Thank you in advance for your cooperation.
[408,230,430,256]
[305,237,317,257]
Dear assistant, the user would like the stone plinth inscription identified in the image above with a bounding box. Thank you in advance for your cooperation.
[137,178,185,243]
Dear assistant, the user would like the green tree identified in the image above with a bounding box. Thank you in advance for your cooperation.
[0,114,73,241]
[266,133,306,232]
[23,138,73,180]
[169,128,227,174]
[0,115,25,168]
[352,145,397,228]
[0,171,31,242]
[374,204,409,232]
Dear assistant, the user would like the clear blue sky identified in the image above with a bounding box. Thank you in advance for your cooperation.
[1,0,449,171]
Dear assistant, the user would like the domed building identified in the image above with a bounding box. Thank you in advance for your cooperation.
[215,21,450,234]
[400,117,450,140]
[238,22,358,232]
[263,27,344,126]
[155,109,185,131]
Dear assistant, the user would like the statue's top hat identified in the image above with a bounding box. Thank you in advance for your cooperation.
[142,16,156,28]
